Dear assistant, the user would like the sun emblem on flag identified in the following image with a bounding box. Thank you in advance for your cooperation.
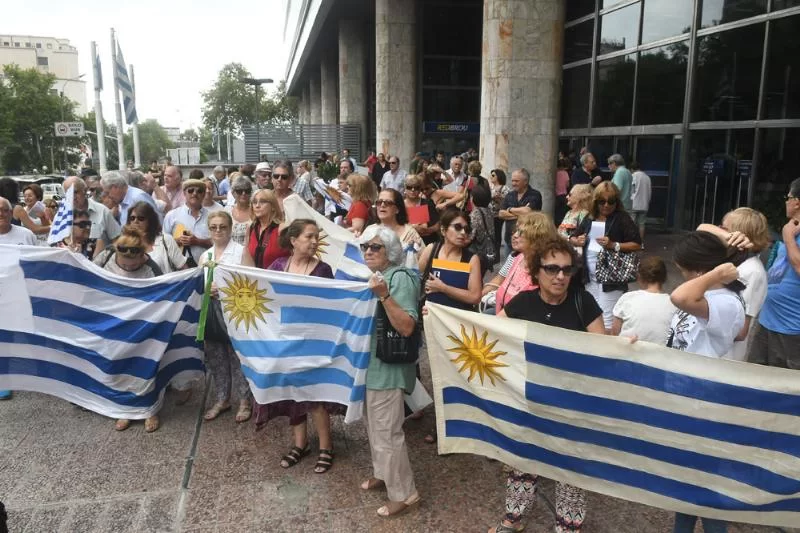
[447,324,508,386]
[315,229,331,259]
[219,273,273,332]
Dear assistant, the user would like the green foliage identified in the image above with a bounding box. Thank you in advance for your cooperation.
[316,160,339,181]
[122,119,176,166]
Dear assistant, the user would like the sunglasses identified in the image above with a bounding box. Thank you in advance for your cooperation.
[209,225,230,232]
[389,161,399,165]
[597,198,617,206]
[406,186,420,192]
[786,195,798,201]
[450,223,470,233]
[185,187,204,195]
[117,246,143,255]
[128,215,147,222]
[540,264,579,276]
[375,199,396,207]
[73,221,92,229]
[360,243,385,253]
[272,174,290,180]
[233,188,251,195]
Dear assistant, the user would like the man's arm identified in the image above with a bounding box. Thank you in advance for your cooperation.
[782,219,800,276]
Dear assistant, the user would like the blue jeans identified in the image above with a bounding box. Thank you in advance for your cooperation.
[673,513,727,533]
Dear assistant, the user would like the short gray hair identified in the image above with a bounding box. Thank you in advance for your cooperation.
[100,170,128,189]
[450,155,464,165]
[608,153,625,166]
[232,176,252,192]
[512,168,530,183]
[127,170,145,189]
[359,225,404,267]
[0,197,11,210]
[213,165,225,174]
[579,152,595,166]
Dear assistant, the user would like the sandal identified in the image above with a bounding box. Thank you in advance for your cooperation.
[377,491,421,517]
[115,419,131,431]
[488,521,525,533]
[204,401,231,421]
[144,415,160,433]
[360,477,385,491]
[424,433,437,444]
[280,444,310,468]
[314,449,334,474]
[235,402,252,423]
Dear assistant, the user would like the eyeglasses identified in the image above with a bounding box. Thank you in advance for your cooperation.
[406,186,420,192]
[209,225,230,232]
[540,264,579,276]
[252,200,272,206]
[273,174,291,180]
[128,215,147,222]
[375,199,396,207]
[116,246,143,255]
[389,161,399,165]
[786,195,798,201]
[360,243,385,253]
[73,221,92,229]
[597,198,617,206]
[233,188,251,195]
[185,187,204,195]
[450,223,470,233]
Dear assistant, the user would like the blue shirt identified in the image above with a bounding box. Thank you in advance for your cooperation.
[759,235,800,335]
[218,177,230,197]
[120,185,158,225]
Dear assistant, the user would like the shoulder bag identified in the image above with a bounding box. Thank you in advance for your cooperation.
[375,269,421,365]
[595,216,639,284]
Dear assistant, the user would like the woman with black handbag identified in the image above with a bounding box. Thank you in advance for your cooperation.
[358,224,421,517]
[198,211,254,424]
[570,182,642,332]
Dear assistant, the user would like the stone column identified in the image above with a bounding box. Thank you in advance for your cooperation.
[339,18,368,158]
[320,51,338,125]
[299,83,310,124]
[479,0,564,215]
[375,0,416,165]
[309,70,322,125]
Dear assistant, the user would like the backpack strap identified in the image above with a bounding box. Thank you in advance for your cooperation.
[101,247,116,268]
[574,290,585,331]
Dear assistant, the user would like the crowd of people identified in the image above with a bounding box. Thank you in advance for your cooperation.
[0,144,798,531]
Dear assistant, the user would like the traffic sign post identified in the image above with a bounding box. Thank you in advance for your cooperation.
[54,122,85,137]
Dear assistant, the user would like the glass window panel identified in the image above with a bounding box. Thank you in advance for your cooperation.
[773,0,800,9]
[763,15,800,120]
[635,41,688,124]
[701,0,767,28]
[594,53,636,127]
[754,128,800,230]
[599,3,642,55]
[586,137,615,175]
[641,0,693,44]
[422,2,482,56]
[600,0,629,8]
[422,58,481,87]
[564,20,595,63]
[422,89,480,121]
[567,0,595,21]
[561,65,591,128]
[693,23,765,121]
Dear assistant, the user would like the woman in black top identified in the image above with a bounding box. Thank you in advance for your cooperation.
[490,238,603,533]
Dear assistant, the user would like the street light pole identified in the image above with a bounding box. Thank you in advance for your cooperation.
[240,77,273,162]
[59,74,86,174]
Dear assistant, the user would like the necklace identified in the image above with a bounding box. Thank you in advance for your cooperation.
[289,256,314,275]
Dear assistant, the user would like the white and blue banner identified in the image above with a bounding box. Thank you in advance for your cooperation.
[213,263,377,423]
[0,246,205,419]
[47,185,73,245]
[424,303,800,528]
[115,42,137,125]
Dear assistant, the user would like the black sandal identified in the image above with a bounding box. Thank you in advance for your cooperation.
[314,449,334,474]
[280,445,310,468]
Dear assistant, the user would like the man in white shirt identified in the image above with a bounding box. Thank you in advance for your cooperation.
[100,170,158,225]
[629,162,652,241]
[0,198,36,245]
[380,156,407,193]
[63,176,121,257]
[443,155,467,192]
[162,179,212,265]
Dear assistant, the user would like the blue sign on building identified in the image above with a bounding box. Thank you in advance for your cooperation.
[423,122,480,135]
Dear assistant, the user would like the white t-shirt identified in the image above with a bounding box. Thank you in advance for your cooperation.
[150,233,188,274]
[613,290,676,345]
[0,225,37,246]
[631,171,652,212]
[667,288,745,358]
[725,256,768,361]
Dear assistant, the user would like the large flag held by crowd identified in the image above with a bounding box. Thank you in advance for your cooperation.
[0,247,205,419]
[424,303,800,528]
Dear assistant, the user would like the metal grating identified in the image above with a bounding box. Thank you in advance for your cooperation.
[243,123,362,163]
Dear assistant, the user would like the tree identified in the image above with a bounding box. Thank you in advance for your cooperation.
[122,119,175,166]
[201,63,298,135]
[81,110,120,170]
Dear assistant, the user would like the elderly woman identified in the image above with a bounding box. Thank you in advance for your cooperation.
[126,201,186,274]
[344,173,377,236]
[199,211,255,423]
[358,224,421,517]
[22,183,51,243]
[376,188,423,267]
[94,226,164,432]
[558,184,593,243]
[571,182,642,332]
[52,208,94,258]
[224,176,253,245]
[254,219,342,473]
[404,174,439,245]
[245,189,290,269]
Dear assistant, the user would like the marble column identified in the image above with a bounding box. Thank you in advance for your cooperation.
[299,83,310,124]
[375,0,416,165]
[339,18,368,158]
[309,70,322,125]
[479,0,564,215]
[320,51,338,125]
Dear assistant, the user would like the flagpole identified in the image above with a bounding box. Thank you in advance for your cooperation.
[90,41,107,172]
[111,28,125,171]
[130,64,141,169]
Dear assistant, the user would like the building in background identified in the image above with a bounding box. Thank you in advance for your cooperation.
[164,127,181,143]
[282,0,800,230]
[0,34,88,115]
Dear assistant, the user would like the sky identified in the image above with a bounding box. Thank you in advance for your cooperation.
[6,0,291,133]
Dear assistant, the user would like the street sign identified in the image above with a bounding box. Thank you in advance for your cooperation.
[54,122,85,137]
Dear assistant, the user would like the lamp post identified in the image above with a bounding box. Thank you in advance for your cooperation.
[59,74,86,174]
[240,77,273,162]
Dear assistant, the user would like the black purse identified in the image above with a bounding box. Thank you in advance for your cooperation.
[204,298,230,342]
[375,270,420,365]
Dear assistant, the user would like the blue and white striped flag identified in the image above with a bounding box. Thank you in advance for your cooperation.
[115,42,137,125]
[47,185,73,245]
[0,247,205,419]
[213,263,376,423]
[424,303,800,528]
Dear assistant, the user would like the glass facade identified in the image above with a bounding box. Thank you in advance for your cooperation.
[560,2,800,229]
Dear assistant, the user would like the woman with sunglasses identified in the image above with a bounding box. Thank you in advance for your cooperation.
[571,182,642,332]
[376,189,424,266]
[94,226,164,433]
[491,237,604,533]
[126,201,186,274]
[52,209,94,258]
[225,176,253,245]
[403,174,439,245]
[246,189,290,270]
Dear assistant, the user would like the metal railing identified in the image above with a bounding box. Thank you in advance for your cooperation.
[243,123,361,162]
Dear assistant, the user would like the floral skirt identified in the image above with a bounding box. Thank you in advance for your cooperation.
[252,400,346,429]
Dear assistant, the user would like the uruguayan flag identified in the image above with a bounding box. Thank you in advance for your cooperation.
[312,177,352,216]
[213,263,376,423]
[47,185,74,245]
[424,303,800,528]
[0,246,205,419]
[283,194,371,281]
[115,42,137,125]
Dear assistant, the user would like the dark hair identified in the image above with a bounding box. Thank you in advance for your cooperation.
[440,208,470,233]
[240,164,256,177]
[471,182,491,208]
[73,209,90,219]
[340,159,354,172]
[81,167,99,178]
[23,183,44,201]
[227,166,238,176]
[557,158,571,171]
[629,161,641,172]
[380,189,408,225]
[637,255,667,285]
[272,159,294,179]
[127,201,161,243]
[279,218,317,249]
[528,237,579,284]
[673,231,744,292]
[0,177,19,206]
[188,169,204,180]
[790,177,800,198]
[491,169,507,186]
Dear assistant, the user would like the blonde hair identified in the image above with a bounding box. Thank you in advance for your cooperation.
[722,207,770,253]
[516,212,559,250]
[591,182,623,218]
[208,210,233,227]
[346,173,377,203]
[116,226,147,255]
[569,184,594,213]
[467,160,483,177]
[405,174,423,188]
[250,189,283,225]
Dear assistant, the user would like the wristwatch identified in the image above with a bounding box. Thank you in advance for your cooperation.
[614,242,621,252]
[379,294,390,303]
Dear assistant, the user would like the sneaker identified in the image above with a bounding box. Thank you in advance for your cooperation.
[0,390,12,400]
